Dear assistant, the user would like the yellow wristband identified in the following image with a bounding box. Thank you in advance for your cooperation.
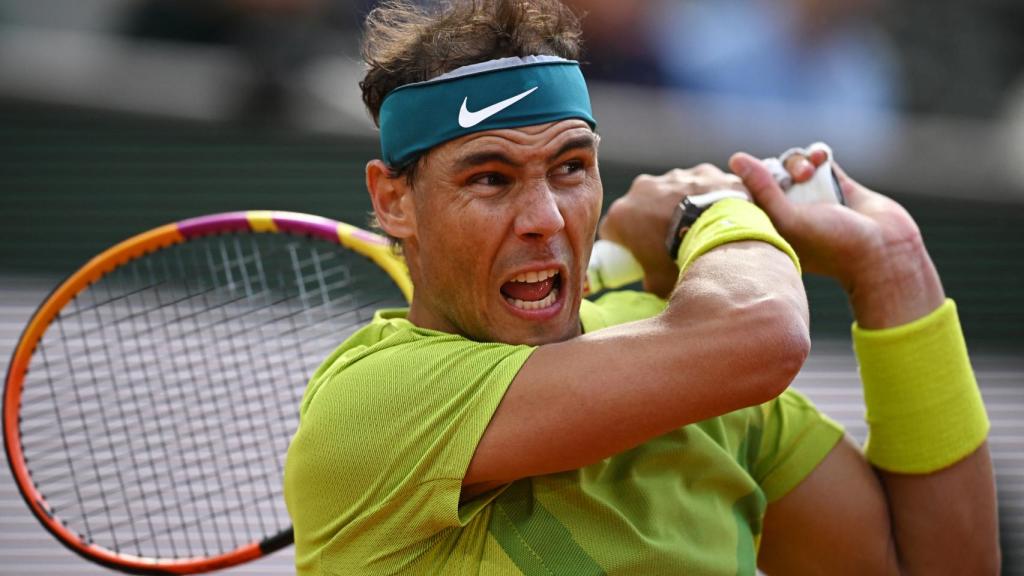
[853,299,989,473]
[675,198,800,275]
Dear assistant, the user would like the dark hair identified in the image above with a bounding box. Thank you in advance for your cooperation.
[360,0,584,130]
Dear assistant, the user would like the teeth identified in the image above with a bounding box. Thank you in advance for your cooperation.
[506,288,559,311]
[510,269,557,283]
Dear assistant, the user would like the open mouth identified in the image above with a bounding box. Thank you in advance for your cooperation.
[500,269,562,311]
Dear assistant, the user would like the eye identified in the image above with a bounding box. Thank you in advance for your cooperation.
[551,159,586,179]
[469,172,510,187]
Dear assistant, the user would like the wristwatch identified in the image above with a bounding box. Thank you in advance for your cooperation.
[665,189,751,259]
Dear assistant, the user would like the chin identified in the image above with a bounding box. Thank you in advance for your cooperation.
[497,311,581,347]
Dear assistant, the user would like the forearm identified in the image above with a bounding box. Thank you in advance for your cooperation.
[847,235,945,329]
[467,241,808,486]
[549,226,811,466]
[757,257,997,576]
[662,240,811,409]
[852,246,999,574]
[738,152,1000,573]
[880,445,999,575]
[554,239,810,468]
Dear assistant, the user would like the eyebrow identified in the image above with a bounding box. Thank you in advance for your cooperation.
[452,133,598,173]
[547,134,598,163]
[453,151,520,172]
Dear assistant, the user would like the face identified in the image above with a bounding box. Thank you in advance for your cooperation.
[385,119,602,346]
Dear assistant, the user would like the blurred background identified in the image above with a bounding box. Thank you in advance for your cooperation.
[1,0,1022,573]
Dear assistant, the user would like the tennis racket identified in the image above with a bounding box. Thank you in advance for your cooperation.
[4,211,413,574]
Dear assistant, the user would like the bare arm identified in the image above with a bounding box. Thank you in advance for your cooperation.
[464,166,810,494]
[759,438,997,576]
[736,152,1000,575]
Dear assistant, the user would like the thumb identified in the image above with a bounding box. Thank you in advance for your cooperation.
[829,160,868,209]
[729,152,795,226]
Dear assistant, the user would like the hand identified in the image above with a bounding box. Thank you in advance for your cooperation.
[599,165,746,297]
[729,150,946,328]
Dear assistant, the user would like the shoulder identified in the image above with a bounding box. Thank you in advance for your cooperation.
[302,313,534,419]
[285,311,536,558]
[293,310,536,466]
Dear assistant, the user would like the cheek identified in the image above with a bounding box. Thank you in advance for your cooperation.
[426,211,503,287]
[567,179,603,235]
[568,182,603,272]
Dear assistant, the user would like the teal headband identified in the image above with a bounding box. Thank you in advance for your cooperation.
[379,56,596,168]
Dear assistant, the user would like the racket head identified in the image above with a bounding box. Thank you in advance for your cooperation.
[3,211,410,574]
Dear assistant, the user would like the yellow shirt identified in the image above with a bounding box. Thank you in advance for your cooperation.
[284,292,843,575]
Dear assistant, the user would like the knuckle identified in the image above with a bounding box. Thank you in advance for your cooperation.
[784,154,806,171]
[629,173,657,193]
[604,196,630,221]
[665,168,693,186]
[723,174,745,189]
[631,173,654,187]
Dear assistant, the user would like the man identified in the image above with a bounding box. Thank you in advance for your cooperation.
[284,1,999,574]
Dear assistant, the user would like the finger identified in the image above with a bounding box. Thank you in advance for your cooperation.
[696,173,743,191]
[597,197,628,243]
[829,160,867,208]
[691,162,724,176]
[597,215,616,242]
[784,154,816,183]
[808,148,828,167]
[729,152,796,227]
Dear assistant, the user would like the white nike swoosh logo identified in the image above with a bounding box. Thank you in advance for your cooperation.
[458,86,539,128]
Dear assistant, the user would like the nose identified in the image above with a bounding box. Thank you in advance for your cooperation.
[513,180,565,240]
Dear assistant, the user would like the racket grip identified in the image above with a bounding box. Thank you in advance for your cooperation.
[588,239,646,293]
[762,142,844,205]
[587,143,844,292]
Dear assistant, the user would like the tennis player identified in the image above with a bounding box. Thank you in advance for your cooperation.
[284,1,998,573]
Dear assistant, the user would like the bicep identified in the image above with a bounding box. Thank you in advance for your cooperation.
[758,436,900,576]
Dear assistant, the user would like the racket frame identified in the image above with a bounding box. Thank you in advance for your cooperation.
[3,210,410,575]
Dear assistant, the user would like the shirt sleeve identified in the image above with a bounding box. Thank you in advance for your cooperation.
[284,328,533,573]
[751,389,845,502]
[581,290,667,332]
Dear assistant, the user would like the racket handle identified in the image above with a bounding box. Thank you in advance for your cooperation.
[762,141,845,205]
[587,239,646,293]
[587,143,844,293]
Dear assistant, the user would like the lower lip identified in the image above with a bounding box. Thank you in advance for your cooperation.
[501,285,566,321]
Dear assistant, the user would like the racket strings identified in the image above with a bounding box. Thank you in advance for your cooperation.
[72,281,148,553]
[30,235,296,549]
[24,259,380,387]
[142,253,228,557]
[202,238,282,545]
[17,232,404,559]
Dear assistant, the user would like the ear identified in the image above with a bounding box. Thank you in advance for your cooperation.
[366,159,416,240]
